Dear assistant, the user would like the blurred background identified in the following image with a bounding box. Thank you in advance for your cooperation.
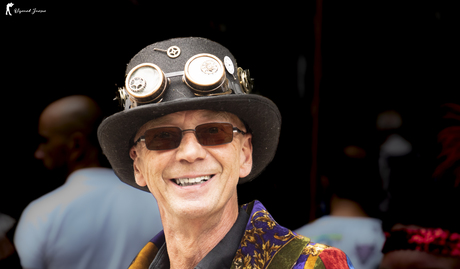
[2,0,459,265]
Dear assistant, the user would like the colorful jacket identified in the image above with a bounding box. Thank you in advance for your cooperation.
[129,200,355,269]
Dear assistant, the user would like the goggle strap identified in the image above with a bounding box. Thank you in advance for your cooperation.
[165,71,185,78]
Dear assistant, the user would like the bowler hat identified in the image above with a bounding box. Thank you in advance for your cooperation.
[97,37,281,192]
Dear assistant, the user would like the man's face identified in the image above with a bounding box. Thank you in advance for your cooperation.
[35,114,69,171]
[130,110,253,219]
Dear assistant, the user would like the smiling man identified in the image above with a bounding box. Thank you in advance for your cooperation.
[98,37,354,269]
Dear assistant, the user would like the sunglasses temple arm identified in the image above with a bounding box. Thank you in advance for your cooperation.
[233,128,246,135]
[134,136,145,145]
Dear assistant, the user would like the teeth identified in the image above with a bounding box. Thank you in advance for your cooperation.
[174,175,211,186]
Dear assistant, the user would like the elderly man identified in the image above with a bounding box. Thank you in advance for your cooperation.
[98,37,354,269]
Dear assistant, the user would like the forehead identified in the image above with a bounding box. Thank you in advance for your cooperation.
[150,110,234,125]
[136,110,242,136]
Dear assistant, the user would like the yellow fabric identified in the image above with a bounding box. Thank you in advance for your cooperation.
[128,242,159,269]
[303,243,328,268]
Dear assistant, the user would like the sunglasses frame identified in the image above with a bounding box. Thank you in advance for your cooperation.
[134,122,247,150]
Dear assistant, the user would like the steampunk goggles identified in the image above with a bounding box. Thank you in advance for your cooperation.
[120,53,253,107]
[135,122,247,150]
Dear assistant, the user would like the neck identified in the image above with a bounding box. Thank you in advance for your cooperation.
[330,195,369,218]
[66,149,102,179]
[160,195,239,269]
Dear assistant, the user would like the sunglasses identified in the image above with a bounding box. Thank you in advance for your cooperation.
[135,122,247,150]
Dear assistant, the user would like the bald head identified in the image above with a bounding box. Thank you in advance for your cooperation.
[40,95,102,143]
[36,95,104,172]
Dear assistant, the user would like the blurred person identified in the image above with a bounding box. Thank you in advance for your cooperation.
[296,144,386,269]
[0,212,17,266]
[432,103,460,188]
[98,37,355,268]
[379,103,460,269]
[377,109,412,212]
[380,186,460,269]
[14,95,162,269]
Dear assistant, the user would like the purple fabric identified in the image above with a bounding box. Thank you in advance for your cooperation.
[150,230,165,246]
[234,201,301,268]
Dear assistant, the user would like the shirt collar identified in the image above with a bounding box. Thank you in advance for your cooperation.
[149,207,249,269]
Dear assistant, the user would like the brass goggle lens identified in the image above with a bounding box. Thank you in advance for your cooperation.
[125,63,167,104]
[183,54,226,93]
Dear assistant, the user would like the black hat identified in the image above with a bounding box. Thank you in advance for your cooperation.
[97,37,281,192]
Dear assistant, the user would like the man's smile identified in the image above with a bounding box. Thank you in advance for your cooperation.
[172,175,214,187]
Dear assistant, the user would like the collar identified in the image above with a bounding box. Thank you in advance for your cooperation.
[66,167,113,183]
[149,206,250,269]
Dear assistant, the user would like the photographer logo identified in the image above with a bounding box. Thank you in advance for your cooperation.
[5,2,47,16]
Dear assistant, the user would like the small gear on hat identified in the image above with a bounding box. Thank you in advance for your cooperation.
[167,46,181,58]
[237,67,254,94]
[153,45,181,59]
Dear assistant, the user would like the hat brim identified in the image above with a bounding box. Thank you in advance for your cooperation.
[98,94,281,192]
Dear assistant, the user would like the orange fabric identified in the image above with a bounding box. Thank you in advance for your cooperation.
[128,242,159,269]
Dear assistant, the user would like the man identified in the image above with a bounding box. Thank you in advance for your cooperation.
[98,37,354,268]
[296,145,385,269]
[15,95,162,269]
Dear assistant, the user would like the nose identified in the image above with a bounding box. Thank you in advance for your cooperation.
[35,145,45,160]
[175,132,207,163]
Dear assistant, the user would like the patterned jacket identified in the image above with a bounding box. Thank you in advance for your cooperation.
[129,200,355,269]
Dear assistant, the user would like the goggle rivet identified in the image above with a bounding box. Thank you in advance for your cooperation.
[224,56,235,75]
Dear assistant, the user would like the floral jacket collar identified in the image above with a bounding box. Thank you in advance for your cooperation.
[129,200,354,269]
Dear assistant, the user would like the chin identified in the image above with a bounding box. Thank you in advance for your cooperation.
[172,197,221,219]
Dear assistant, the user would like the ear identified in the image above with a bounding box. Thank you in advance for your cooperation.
[68,132,85,162]
[239,134,253,178]
[129,146,147,187]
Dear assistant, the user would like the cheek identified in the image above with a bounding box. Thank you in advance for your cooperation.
[47,141,68,159]
[211,145,241,177]
[138,151,171,185]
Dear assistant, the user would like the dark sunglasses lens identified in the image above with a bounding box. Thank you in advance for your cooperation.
[196,123,233,146]
[144,127,182,150]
